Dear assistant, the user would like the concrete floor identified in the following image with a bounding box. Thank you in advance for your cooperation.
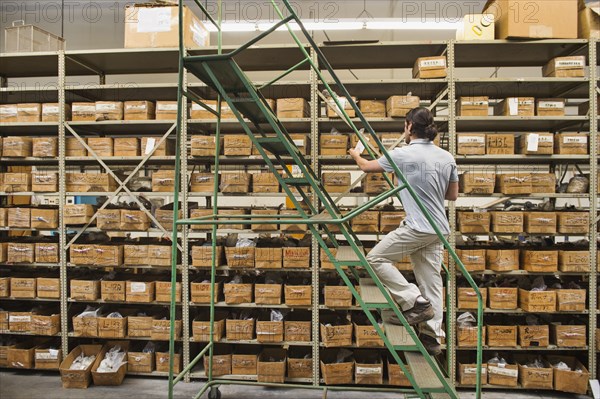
[0,371,590,399]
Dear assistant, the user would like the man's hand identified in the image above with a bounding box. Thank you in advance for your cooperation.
[348,147,361,160]
[349,148,386,173]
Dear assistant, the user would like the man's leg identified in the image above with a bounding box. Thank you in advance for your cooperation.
[366,224,437,311]
[410,239,445,340]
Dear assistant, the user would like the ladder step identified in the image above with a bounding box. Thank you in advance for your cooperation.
[335,246,363,263]
[382,318,416,347]
[255,137,291,156]
[358,278,390,307]
[404,352,445,390]
[283,178,311,186]
[429,394,452,399]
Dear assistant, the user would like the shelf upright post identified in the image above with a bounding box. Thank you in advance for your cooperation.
[181,69,191,383]
[58,49,69,357]
[589,37,598,377]
[447,40,458,384]
[309,46,320,386]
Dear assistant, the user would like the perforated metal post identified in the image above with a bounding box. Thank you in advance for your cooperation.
[181,70,191,383]
[58,50,68,357]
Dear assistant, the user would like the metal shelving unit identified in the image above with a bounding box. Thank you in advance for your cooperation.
[1,33,598,396]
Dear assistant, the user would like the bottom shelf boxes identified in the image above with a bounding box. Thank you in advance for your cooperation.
[156,349,181,374]
[387,356,412,387]
[204,349,231,376]
[515,356,553,390]
[59,344,103,389]
[91,341,129,386]
[7,342,36,369]
[320,349,353,385]
[488,362,518,387]
[257,348,286,383]
[547,356,590,395]
[287,348,312,379]
[458,362,488,386]
[354,351,383,385]
[34,346,62,370]
[231,347,259,375]
[127,346,155,373]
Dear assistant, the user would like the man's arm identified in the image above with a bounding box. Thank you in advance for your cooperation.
[445,181,459,201]
[349,148,386,173]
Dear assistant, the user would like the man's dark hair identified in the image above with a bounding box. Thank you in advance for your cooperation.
[406,107,438,141]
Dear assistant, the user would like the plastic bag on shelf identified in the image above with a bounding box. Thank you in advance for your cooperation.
[566,175,589,194]
[270,310,284,322]
[531,277,547,292]
[77,305,102,318]
[70,353,96,370]
[524,357,545,369]
[142,342,155,354]
[106,312,123,318]
[457,312,476,327]
[236,238,255,248]
[229,275,243,284]
[335,348,353,363]
[96,346,127,373]
[553,361,571,371]
[487,353,506,366]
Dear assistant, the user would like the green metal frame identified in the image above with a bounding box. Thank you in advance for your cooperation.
[169,1,484,398]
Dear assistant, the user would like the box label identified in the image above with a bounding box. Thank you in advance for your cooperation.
[191,20,208,47]
[0,106,17,115]
[35,350,59,360]
[527,133,539,152]
[9,315,31,322]
[144,138,156,154]
[137,7,172,33]
[157,103,178,112]
[73,105,95,113]
[556,59,585,68]
[538,101,564,109]
[563,136,587,144]
[458,136,485,144]
[489,365,517,377]
[43,105,59,114]
[292,139,305,146]
[130,282,147,293]
[356,366,382,375]
[96,103,118,112]
[419,58,446,68]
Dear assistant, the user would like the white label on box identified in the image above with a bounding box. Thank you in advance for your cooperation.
[36,351,58,360]
[458,136,485,144]
[126,104,146,111]
[145,138,156,154]
[74,105,95,113]
[293,139,305,146]
[527,133,539,152]
[292,165,301,176]
[464,367,487,374]
[96,103,118,112]
[508,98,518,115]
[157,103,178,112]
[43,105,59,114]
[564,136,587,144]
[0,106,17,115]
[191,20,208,47]
[382,138,400,146]
[419,58,446,68]
[462,100,488,106]
[538,101,564,109]
[489,366,518,377]
[9,315,31,323]
[130,282,147,293]
[556,59,585,68]
[356,366,382,375]
[137,7,172,33]
[19,106,38,113]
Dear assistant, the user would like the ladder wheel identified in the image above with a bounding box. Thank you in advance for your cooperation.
[208,387,221,399]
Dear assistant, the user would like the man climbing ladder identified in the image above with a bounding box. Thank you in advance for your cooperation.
[349,107,459,356]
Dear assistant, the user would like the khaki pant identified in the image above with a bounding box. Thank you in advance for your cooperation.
[366,222,445,339]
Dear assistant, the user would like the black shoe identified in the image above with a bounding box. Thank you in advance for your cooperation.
[419,334,442,356]
[402,299,434,326]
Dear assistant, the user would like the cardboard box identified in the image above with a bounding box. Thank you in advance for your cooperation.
[124,101,155,120]
[456,249,486,272]
[203,351,231,376]
[9,310,34,331]
[547,355,589,394]
[254,248,282,269]
[155,207,182,230]
[289,133,310,155]
[127,351,154,373]
[457,325,486,347]
[87,137,113,157]
[0,277,9,297]
[32,137,58,157]
[283,247,310,268]
[558,250,590,272]
[90,341,129,386]
[257,349,286,383]
[113,137,139,156]
[516,356,553,389]
[488,287,518,310]
[152,170,175,192]
[126,281,155,303]
[0,209,6,228]
[35,347,62,370]
[320,134,349,156]
[190,100,232,119]
[256,318,284,343]
[524,212,557,234]
[8,207,31,228]
[252,173,280,193]
[0,104,18,122]
[459,172,495,194]
[251,209,278,232]
[551,324,586,347]
[155,281,181,303]
[128,314,158,338]
[519,288,556,312]
[521,250,558,272]
[379,211,405,233]
[124,4,209,49]
[363,173,391,195]
[231,347,259,375]
[33,102,66,122]
[487,325,517,347]
[189,172,217,192]
[190,135,221,157]
[17,103,42,122]
[36,277,60,298]
[276,98,309,118]
[321,350,354,385]
[223,281,253,304]
[284,284,311,306]
[224,134,252,156]
[486,134,514,155]
[284,315,311,342]
[11,277,37,299]
[536,98,566,116]
[74,173,116,192]
[517,133,554,155]
[191,245,224,268]
[458,97,489,117]
[320,318,352,347]
[0,310,9,331]
[288,352,313,378]
[457,133,486,155]
[458,362,488,386]
[324,285,353,308]
[386,95,420,117]
[458,287,487,310]
[225,247,255,268]
[32,172,58,192]
[379,133,403,149]
[156,351,181,374]
[483,0,577,39]
[359,100,386,118]
[488,362,518,387]
[543,56,586,77]
[97,316,127,338]
[557,212,589,234]
[3,172,31,192]
[351,211,379,234]
[496,173,532,194]
[154,101,178,120]
[120,209,150,231]
[554,133,588,154]
[72,102,96,121]
[7,343,36,369]
[141,136,175,156]
[59,345,102,388]
[353,321,384,348]
[491,211,523,233]
[554,289,586,312]
[579,0,600,38]
[97,208,121,230]
[518,324,549,347]
[413,56,447,79]
[95,101,123,121]
[72,313,99,337]
[193,313,226,342]
[7,243,35,264]
[487,249,519,272]
[496,97,535,116]
[147,245,171,267]
[326,96,356,118]
[152,319,182,340]
[322,172,351,193]
[2,136,33,158]
[280,210,307,233]
[31,208,58,229]
[226,318,255,340]
[456,13,495,39]
[101,279,126,302]
[354,352,383,385]
[531,173,556,194]
[458,211,491,233]
[70,279,100,301]
[220,172,250,193]
[64,204,95,225]
[66,137,87,156]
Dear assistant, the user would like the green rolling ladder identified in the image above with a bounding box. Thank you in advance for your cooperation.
[167,1,483,398]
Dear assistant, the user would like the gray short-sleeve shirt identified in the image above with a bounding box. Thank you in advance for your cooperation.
[377,138,458,234]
